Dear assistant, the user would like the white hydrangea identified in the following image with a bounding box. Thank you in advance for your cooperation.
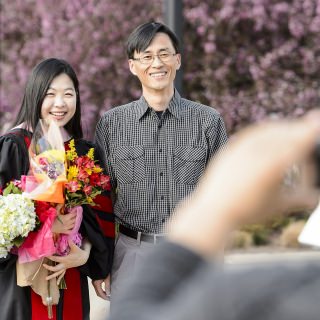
[0,194,36,258]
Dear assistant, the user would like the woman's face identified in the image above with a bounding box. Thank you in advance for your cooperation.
[41,73,77,127]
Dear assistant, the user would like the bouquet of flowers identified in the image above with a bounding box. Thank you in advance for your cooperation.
[17,121,67,263]
[65,139,110,208]
[9,121,68,317]
[54,139,110,256]
[16,122,110,261]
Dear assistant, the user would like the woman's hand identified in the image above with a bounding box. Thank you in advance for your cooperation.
[43,239,92,283]
[51,212,77,234]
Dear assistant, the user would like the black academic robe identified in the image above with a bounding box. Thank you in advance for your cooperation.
[0,129,114,320]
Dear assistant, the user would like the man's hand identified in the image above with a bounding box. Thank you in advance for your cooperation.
[92,274,111,301]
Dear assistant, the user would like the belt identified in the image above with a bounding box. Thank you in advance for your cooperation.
[119,225,166,244]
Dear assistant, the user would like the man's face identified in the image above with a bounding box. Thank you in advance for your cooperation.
[129,32,181,95]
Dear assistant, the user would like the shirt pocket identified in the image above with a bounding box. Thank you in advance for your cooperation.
[173,146,207,185]
[114,145,145,184]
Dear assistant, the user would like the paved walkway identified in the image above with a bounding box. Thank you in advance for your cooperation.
[89,280,110,320]
[225,247,320,264]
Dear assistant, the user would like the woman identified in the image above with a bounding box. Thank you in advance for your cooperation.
[0,58,114,320]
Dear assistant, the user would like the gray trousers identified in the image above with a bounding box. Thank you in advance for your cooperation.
[110,232,162,305]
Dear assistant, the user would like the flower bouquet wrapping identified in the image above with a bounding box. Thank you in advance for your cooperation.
[23,119,66,204]
[18,120,67,263]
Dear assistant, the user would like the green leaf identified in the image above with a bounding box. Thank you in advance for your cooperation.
[3,182,13,196]
[13,236,25,247]
[3,182,22,195]
[12,186,22,194]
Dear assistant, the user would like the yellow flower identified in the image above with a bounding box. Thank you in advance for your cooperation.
[66,139,77,161]
[85,168,92,175]
[86,197,94,204]
[87,148,94,160]
[67,165,79,181]
[93,166,103,173]
[40,150,65,162]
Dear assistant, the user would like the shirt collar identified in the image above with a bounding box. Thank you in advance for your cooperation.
[136,89,183,120]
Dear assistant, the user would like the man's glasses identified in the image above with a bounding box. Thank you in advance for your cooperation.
[132,52,177,65]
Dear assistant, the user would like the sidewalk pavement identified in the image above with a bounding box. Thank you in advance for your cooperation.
[89,279,110,320]
[225,247,320,264]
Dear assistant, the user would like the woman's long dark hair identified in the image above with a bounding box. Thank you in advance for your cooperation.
[14,58,83,138]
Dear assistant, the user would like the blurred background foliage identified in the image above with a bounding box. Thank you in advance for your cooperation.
[1,0,319,137]
[0,0,319,248]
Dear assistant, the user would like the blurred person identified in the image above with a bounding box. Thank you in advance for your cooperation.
[0,58,114,320]
[95,21,227,302]
[110,111,320,320]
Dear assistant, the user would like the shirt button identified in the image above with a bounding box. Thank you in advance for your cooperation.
[158,124,162,129]
[160,172,163,177]
[160,195,164,200]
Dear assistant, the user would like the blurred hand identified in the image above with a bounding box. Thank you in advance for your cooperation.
[169,111,320,258]
[92,274,111,301]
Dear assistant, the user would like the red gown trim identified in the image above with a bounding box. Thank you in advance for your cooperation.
[63,268,83,319]
[31,289,57,320]
[30,268,83,319]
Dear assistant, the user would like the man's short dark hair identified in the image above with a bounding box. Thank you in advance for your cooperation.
[126,22,180,59]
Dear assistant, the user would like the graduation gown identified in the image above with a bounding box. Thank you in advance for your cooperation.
[0,129,114,320]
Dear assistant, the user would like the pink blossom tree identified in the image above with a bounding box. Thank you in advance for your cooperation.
[1,0,319,136]
[0,0,162,135]
[183,0,320,132]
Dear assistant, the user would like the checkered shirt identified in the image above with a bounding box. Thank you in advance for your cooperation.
[95,90,228,233]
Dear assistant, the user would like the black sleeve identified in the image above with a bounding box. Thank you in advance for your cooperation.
[0,133,29,266]
[77,204,113,280]
[0,133,29,189]
[73,139,114,280]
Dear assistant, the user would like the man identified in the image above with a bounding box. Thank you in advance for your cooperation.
[110,111,320,320]
[94,22,227,300]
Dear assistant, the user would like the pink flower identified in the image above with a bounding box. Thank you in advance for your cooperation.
[77,169,89,182]
[100,175,110,190]
[83,185,92,195]
[65,181,80,192]
[38,157,49,166]
[75,156,94,169]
